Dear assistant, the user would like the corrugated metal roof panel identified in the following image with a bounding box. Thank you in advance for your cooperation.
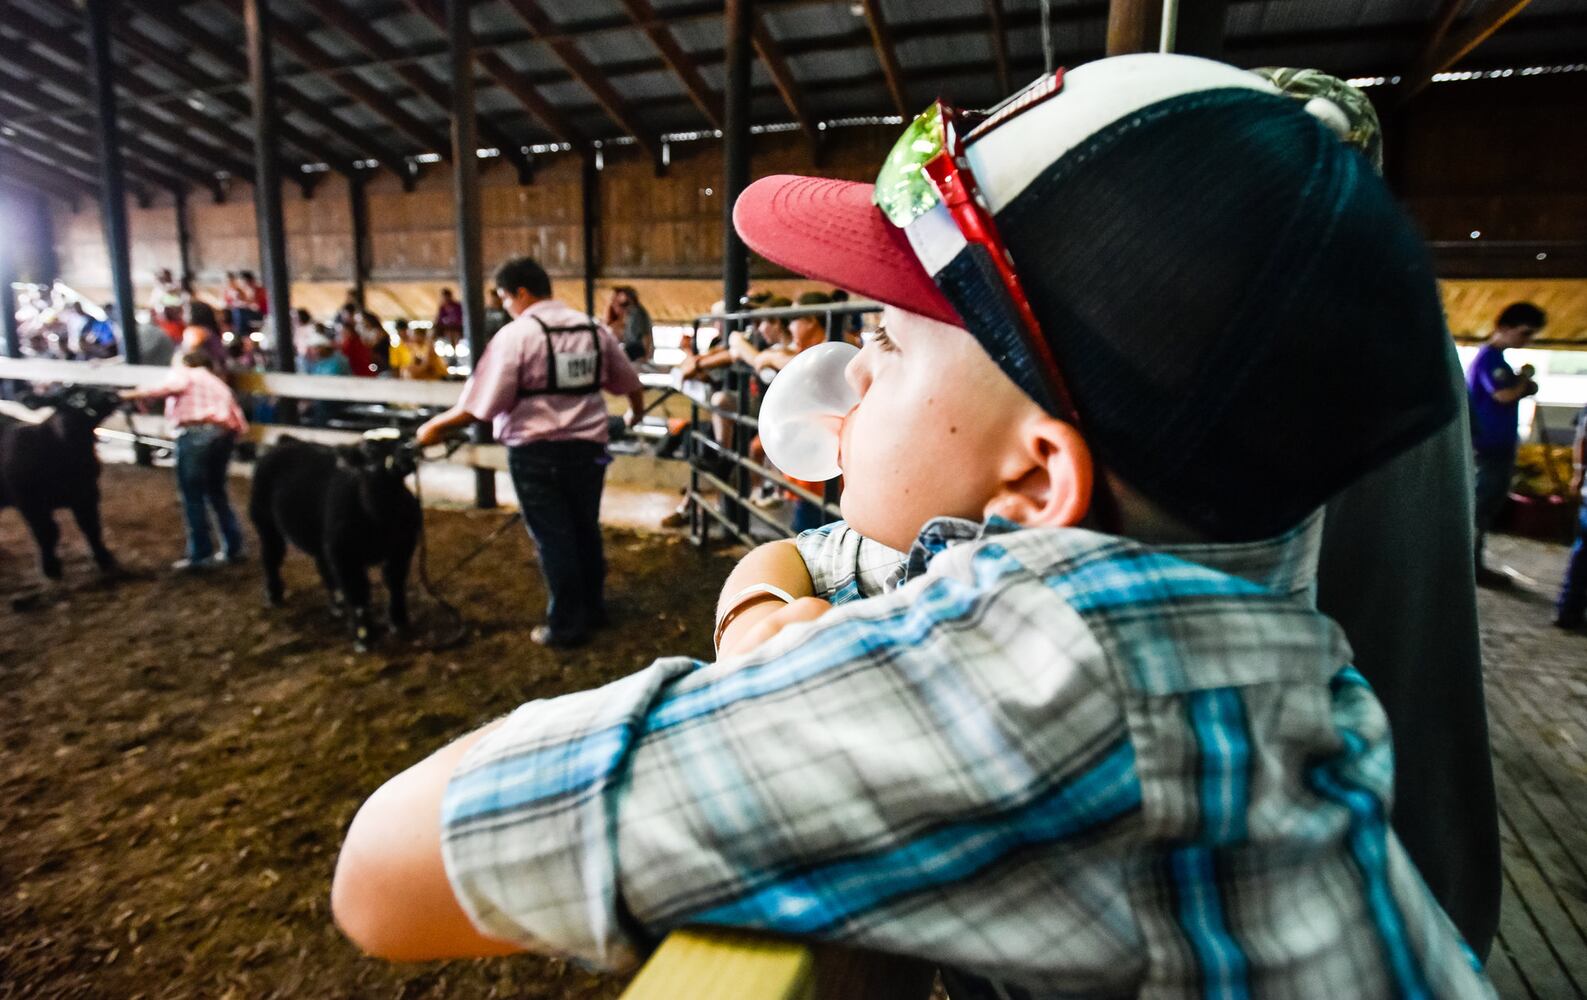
[896,32,994,70]
[373,10,445,46]
[761,3,870,43]
[494,39,572,74]
[531,0,624,24]
[881,0,982,20]
[665,18,726,54]
[606,69,688,102]
[576,29,656,65]
[790,46,883,83]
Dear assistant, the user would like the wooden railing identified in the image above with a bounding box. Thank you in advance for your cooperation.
[0,356,683,470]
[619,928,934,1000]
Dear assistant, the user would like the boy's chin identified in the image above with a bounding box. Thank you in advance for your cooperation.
[841,496,952,554]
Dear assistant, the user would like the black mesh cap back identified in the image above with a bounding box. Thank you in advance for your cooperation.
[985,88,1453,541]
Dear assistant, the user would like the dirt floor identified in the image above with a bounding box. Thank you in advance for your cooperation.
[0,463,737,999]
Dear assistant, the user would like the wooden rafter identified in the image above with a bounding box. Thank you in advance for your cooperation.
[300,0,533,172]
[146,4,418,171]
[614,0,722,130]
[0,145,96,202]
[857,0,910,117]
[1399,0,1535,102]
[750,17,818,151]
[0,138,119,200]
[496,0,659,159]
[214,0,448,157]
[401,0,585,151]
[0,46,254,186]
[1424,0,1472,58]
[0,77,198,193]
[30,0,356,173]
[984,0,1011,95]
[103,21,359,173]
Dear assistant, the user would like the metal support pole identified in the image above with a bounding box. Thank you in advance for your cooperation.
[582,150,599,319]
[174,187,194,283]
[0,221,15,401]
[245,0,296,374]
[1159,0,1179,52]
[349,171,369,309]
[84,0,139,366]
[722,0,752,315]
[447,0,495,509]
[0,212,18,356]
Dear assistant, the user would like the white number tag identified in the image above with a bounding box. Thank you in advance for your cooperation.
[555,349,599,388]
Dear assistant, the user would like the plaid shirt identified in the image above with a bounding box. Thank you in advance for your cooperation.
[441,516,1492,998]
[153,366,247,435]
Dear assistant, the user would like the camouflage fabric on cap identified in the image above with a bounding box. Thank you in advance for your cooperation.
[1250,67,1383,173]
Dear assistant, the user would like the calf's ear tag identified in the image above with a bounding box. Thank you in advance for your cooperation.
[364,427,402,442]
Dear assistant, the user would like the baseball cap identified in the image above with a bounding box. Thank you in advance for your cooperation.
[732,53,1454,541]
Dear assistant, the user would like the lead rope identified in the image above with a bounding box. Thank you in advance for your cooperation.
[409,439,469,650]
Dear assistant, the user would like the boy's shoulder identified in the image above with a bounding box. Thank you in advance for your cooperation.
[923,517,1349,696]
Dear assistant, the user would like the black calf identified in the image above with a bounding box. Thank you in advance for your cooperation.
[249,433,421,651]
[0,386,122,580]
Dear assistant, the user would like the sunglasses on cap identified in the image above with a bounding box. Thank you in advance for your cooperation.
[871,72,1081,426]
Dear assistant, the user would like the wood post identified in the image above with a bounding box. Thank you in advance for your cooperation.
[447,0,496,509]
[83,0,139,365]
[1106,0,1225,57]
[582,149,600,319]
[350,171,369,309]
[174,187,194,284]
[245,0,296,374]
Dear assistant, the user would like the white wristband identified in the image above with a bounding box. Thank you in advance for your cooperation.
[713,584,797,653]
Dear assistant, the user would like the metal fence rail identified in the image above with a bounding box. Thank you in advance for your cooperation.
[681,299,880,550]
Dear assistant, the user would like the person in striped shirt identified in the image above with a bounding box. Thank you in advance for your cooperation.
[332,55,1494,998]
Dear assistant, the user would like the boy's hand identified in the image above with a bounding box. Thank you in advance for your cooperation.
[719,596,832,657]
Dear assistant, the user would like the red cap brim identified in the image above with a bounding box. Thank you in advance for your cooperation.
[732,175,961,327]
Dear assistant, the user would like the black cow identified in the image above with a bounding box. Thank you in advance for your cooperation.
[0,386,122,580]
[249,432,421,651]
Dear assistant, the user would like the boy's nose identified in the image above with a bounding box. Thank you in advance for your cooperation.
[845,351,871,397]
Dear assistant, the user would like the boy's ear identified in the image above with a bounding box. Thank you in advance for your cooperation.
[981,415,1093,529]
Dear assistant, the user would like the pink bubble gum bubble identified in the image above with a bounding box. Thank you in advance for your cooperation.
[759,341,860,482]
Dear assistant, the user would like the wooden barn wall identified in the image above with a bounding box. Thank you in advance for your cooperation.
[46,126,892,319]
[1,187,56,284]
[39,72,1585,326]
[1392,72,1587,280]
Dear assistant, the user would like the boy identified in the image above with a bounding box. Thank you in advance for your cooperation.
[334,55,1491,997]
[121,350,248,570]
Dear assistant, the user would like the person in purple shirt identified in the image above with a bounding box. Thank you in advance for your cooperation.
[416,257,645,647]
[1467,300,1545,586]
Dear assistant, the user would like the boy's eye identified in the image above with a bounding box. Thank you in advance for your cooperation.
[870,327,899,353]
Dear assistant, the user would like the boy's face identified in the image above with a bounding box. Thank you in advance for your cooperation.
[838,306,1051,551]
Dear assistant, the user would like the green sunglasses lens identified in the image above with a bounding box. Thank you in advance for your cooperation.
[872,103,946,228]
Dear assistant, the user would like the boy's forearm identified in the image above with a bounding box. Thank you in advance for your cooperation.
[717,540,816,613]
[332,719,524,961]
[715,540,817,655]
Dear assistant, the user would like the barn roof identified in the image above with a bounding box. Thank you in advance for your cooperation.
[2,0,1586,203]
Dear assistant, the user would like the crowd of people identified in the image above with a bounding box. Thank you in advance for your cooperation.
[662,288,861,530]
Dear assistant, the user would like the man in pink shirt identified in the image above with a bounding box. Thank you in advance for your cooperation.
[417,257,645,647]
[123,351,250,571]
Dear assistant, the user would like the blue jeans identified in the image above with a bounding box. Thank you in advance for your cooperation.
[175,425,244,561]
[1557,501,1587,625]
[508,440,609,640]
[1472,446,1515,566]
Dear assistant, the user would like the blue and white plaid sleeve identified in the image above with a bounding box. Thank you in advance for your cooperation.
[439,539,1133,973]
[793,521,906,604]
